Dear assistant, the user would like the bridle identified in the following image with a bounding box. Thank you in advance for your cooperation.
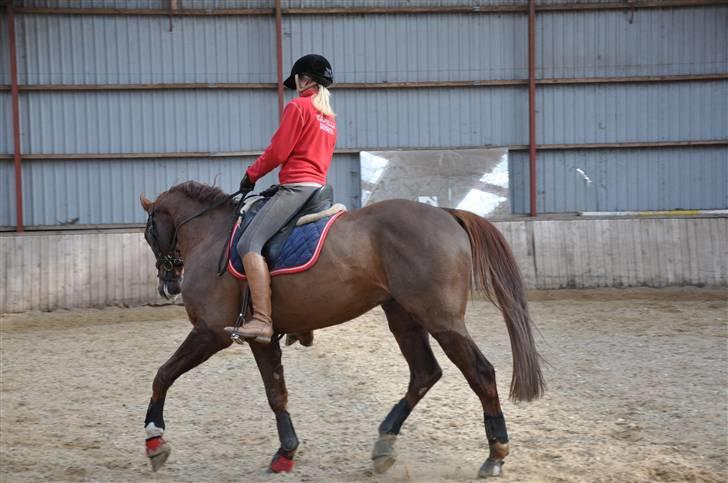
[145,210,185,284]
[145,189,242,282]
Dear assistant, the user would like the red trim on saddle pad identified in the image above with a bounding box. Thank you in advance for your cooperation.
[227,210,344,281]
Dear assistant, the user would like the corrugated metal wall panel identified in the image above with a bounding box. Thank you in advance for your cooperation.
[282,1,527,6]
[326,153,361,209]
[32,0,689,8]
[510,147,728,214]
[284,14,527,82]
[5,4,727,226]
[0,162,17,228]
[509,150,527,213]
[537,81,728,145]
[535,0,636,3]
[334,87,527,148]
[21,0,528,7]
[21,157,246,226]
[20,91,278,153]
[538,8,728,78]
[16,15,275,85]
[19,155,358,226]
[1,93,12,154]
[20,1,274,8]
[0,15,9,85]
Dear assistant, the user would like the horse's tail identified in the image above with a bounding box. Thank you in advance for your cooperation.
[445,208,545,402]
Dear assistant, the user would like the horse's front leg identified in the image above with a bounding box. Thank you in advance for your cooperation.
[144,320,230,471]
[249,339,299,473]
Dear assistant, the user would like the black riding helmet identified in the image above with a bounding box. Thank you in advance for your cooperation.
[283,54,334,90]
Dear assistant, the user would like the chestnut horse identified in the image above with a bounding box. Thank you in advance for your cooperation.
[139,181,544,479]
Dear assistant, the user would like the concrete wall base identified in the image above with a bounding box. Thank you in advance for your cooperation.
[1,217,726,313]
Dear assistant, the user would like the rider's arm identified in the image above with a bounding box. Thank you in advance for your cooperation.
[246,102,305,183]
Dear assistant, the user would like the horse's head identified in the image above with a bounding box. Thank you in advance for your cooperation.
[140,193,183,300]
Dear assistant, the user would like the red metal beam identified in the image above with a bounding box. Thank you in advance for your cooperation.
[275,0,284,120]
[12,1,727,16]
[528,0,537,217]
[2,139,724,162]
[7,2,23,232]
[1,73,727,92]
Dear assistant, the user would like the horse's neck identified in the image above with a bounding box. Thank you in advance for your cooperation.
[174,203,235,258]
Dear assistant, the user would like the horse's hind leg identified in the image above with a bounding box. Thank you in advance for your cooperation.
[144,321,230,471]
[372,300,443,474]
[431,328,509,478]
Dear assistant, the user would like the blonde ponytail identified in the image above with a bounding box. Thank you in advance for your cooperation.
[312,85,335,117]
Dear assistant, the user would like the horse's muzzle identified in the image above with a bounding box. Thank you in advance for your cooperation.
[158,278,182,300]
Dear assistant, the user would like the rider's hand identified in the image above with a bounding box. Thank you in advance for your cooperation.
[239,174,255,195]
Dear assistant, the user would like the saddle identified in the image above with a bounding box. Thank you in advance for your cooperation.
[227,185,347,280]
[240,185,334,263]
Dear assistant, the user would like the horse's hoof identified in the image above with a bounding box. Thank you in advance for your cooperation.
[146,437,171,472]
[371,433,397,474]
[372,454,396,474]
[285,332,314,347]
[270,451,295,473]
[478,458,503,478]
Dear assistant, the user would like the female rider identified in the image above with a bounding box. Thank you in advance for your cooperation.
[225,54,337,343]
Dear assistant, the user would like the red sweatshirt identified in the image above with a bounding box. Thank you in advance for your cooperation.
[246,89,337,185]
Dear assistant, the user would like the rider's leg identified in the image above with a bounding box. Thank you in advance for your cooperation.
[227,185,319,343]
[237,252,274,342]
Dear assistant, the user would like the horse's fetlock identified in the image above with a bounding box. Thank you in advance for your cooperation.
[430,366,443,385]
[378,399,412,435]
[275,411,299,453]
[489,441,510,460]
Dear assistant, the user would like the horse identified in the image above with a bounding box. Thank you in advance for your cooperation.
[139,180,544,479]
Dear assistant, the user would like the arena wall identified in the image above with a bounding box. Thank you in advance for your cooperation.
[2,216,725,313]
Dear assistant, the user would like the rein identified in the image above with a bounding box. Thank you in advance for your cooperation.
[146,189,242,279]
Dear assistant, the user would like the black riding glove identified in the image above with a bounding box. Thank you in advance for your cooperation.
[239,173,255,195]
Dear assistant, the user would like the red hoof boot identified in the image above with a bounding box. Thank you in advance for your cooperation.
[146,436,171,471]
[270,450,296,473]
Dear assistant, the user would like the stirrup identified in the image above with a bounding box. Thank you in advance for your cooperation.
[228,311,247,345]
[229,287,251,345]
[230,331,246,345]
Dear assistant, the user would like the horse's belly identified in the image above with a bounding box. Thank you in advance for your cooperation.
[267,212,390,332]
[270,267,388,332]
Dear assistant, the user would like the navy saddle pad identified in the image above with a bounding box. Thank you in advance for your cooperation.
[227,185,338,277]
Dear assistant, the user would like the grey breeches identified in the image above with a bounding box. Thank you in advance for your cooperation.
[236,185,320,256]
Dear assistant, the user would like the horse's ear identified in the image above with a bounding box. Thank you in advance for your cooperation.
[140,194,154,213]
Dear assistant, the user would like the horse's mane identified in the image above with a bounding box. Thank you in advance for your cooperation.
[166,181,234,206]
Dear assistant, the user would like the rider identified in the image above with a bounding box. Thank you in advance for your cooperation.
[226,54,337,343]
